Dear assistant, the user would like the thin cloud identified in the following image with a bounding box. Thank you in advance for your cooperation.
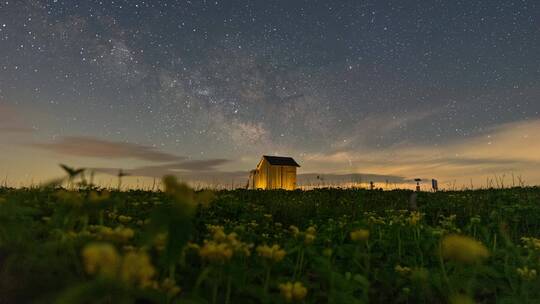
[0,126,35,133]
[299,173,408,184]
[31,136,184,162]
[93,159,232,177]
[92,159,248,187]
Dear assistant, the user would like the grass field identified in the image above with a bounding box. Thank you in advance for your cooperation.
[1,177,539,303]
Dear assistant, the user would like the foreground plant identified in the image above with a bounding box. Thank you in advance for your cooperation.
[441,234,489,264]
[279,281,308,302]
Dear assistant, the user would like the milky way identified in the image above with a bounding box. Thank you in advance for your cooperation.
[1,1,539,187]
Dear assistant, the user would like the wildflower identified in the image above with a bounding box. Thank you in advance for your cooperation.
[199,227,252,260]
[305,226,316,235]
[521,237,540,251]
[257,244,286,262]
[279,281,308,302]
[118,227,134,240]
[225,232,253,256]
[289,225,300,237]
[368,215,385,225]
[302,226,317,245]
[304,233,316,245]
[160,278,182,297]
[118,215,132,224]
[517,267,537,281]
[186,241,200,251]
[97,226,134,243]
[350,229,370,242]
[82,243,120,277]
[470,216,481,224]
[441,234,489,264]
[120,251,156,288]
[210,225,226,241]
[199,241,233,263]
[408,211,422,225]
[394,265,412,276]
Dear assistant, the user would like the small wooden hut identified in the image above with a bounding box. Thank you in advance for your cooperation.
[248,155,300,190]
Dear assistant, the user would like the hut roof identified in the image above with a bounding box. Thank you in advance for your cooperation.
[262,155,300,167]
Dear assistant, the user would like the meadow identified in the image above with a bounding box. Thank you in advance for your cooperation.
[1,176,539,303]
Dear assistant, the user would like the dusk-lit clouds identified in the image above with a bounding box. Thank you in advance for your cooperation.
[302,119,540,185]
[31,136,184,162]
[0,126,34,133]
[92,159,245,185]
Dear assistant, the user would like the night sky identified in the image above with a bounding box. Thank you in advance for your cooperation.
[1,0,539,188]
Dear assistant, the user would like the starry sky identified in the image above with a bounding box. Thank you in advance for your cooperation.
[1,0,539,189]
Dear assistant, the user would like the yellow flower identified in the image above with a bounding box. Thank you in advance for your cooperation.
[120,251,156,288]
[517,267,537,281]
[279,281,308,302]
[408,211,422,225]
[303,226,317,245]
[199,241,234,263]
[289,225,300,237]
[82,243,120,277]
[225,232,253,256]
[305,226,316,235]
[256,244,286,262]
[441,234,489,264]
[350,229,370,242]
[394,265,412,275]
[118,215,132,224]
[96,226,134,243]
[116,227,135,241]
[207,225,226,241]
[160,278,181,297]
[186,241,200,251]
[521,237,540,251]
[304,233,316,245]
